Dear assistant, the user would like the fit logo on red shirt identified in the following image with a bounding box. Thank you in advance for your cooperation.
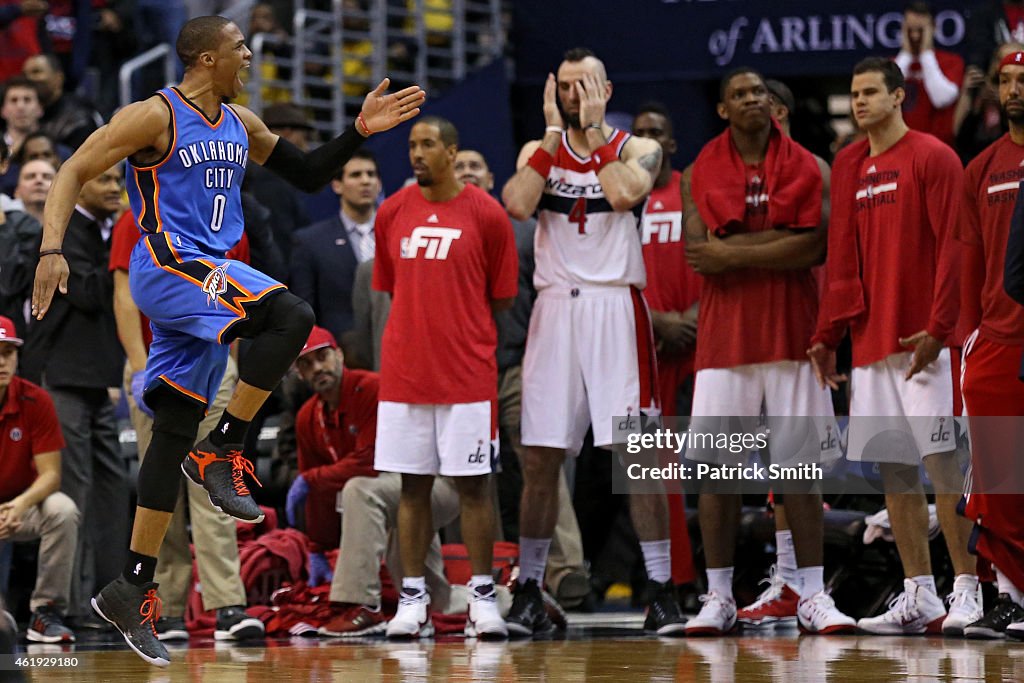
[400,226,462,260]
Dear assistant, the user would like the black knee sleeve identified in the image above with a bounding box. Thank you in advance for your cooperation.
[137,394,204,512]
[229,291,315,391]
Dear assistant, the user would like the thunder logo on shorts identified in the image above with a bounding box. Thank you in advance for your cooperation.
[126,87,248,256]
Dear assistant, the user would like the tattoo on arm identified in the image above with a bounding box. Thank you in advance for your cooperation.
[638,147,662,173]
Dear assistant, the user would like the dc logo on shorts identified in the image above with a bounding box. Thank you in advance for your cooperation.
[468,440,487,464]
[202,263,231,307]
[9,427,22,442]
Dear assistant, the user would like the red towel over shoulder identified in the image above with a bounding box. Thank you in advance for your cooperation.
[691,118,822,235]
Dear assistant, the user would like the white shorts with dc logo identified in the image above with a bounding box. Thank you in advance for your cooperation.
[848,349,956,464]
[374,400,499,477]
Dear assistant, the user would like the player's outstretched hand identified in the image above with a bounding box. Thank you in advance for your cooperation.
[899,330,942,380]
[807,342,847,390]
[31,254,69,320]
[359,78,426,135]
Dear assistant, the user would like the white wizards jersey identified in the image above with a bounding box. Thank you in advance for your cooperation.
[534,129,647,290]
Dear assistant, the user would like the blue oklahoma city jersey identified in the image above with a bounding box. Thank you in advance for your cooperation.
[126,87,248,255]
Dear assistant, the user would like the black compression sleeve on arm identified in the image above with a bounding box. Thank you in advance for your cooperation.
[262,123,367,192]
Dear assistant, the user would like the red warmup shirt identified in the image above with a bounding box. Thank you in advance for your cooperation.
[295,368,379,552]
[818,131,962,368]
[958,133,1024,347]
[901,50,965,146]
[108,210,251,350]
[0,377,66,502]
[373,183,518,404]
[693,161,821,371]
[641,171,702,375]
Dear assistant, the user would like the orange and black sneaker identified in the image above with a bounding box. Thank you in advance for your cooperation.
[182,437,264,523]
[92,577,170,667]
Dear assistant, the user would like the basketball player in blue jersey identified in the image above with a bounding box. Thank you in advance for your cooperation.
[30,16,424,667]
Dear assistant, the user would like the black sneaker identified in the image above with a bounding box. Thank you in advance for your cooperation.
[91,577,170,667]
[643,580,687,636]
[505,579,555,638]
[964,594,1024,639]
[26,604,75,643]
[182,438,264,523]
[154,616,189,642]
[214,606,265,641]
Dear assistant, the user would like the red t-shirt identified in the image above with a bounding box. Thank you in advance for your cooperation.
[693,162,821,371]
[958,133,1024,346]
[108,210,251,351]
[641,171,702,374]
[373,183,518,404]
[0,377,66,502]
[825,131,962,368]
[901,50,965,146]
[295,368,379,552]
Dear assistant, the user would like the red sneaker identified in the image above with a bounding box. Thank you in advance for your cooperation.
[737,565,799,628]
[318,604,386,638]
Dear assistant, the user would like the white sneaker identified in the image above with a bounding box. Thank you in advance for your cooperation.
[942,578,983,636]
[798,591,856,635]
[386,588,434,639]
[465,583,508,639]
[684,592,737,636]
[856,579,946,635]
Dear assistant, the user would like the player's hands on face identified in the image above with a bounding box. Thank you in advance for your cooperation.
[358,78,426,135]
[575,73,607,129]
[806,343,848,390]
[899,330,942,380]
[31,254,70,320]
[543,73,563,129]
[685,231,733,275]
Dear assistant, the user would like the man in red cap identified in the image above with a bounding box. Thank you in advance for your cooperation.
[0,315,79,643]
[289,326,462,637]
[957,47,1024,638]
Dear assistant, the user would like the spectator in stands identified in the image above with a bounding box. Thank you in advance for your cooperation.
[12,130,64,168]
[0,314,80,644]
[966,0,1024,69]
[348,257,390,371]
[243,2,292,103]
[0,138,40,337]
[243,103,313,261]
[109,210,264,642]
[454,147,592,609]
[287,327,462,637]
[22,53,103,150]
[133,0,186,82]
[895,1,964,146]
[20,164,128,624]
[0,0,46,83]
[90,0,136,117]
[955,43,1021,164]
[12,157,53,223]
[1,76,43,155]
[0,75,44,195]
[290,149,380,344]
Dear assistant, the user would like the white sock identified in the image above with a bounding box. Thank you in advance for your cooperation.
[402,576,426,594]
[775,530,797,588]
[518,537,551,584]
[996,566,1024,606]
[468,573,493,589]
[797,566,824,598]
[706,567,734,599]
[639,539,672,583]
[911,575,937,596]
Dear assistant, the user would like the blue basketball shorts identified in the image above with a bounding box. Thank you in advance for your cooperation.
[129,231,286,408]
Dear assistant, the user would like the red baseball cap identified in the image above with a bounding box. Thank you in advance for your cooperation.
[299,326,337,358]
[0,316,23,347]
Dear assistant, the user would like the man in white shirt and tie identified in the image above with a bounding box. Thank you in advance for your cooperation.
[290,149,382,342]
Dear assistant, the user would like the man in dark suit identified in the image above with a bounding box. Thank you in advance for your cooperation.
[20,163,128,625]
[290,149,381,344]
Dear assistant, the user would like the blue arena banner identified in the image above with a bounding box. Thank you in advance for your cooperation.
[512,0,984,83]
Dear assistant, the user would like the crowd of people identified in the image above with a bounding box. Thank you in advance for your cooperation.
[1,0,1024,671]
